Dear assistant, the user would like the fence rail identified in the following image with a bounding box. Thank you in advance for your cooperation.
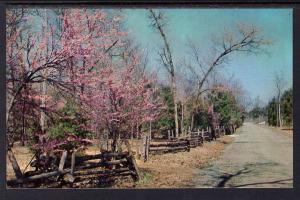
[8,123,241,188]
[140,125,234,161]
[7,150,140,188]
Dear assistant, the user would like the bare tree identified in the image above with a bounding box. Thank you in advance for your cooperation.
[189,24,270,98]
[274,71,286,127]
[148,9,180,137]
[176,63,195,134]
[186,24,270,128]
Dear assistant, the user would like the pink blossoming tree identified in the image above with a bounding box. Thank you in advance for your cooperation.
[6,8,163,178]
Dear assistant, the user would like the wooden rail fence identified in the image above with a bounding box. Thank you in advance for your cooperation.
[7,150,140,188]
[140,125,229,161]
[8,123,241,187]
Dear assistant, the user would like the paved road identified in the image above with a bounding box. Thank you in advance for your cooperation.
[194,122,293,188]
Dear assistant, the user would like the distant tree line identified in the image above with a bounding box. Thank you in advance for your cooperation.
[248,88,293,127]
[152,83,246,136]
[266,88,293,126]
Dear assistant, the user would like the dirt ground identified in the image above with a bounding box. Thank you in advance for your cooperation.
[6,136,234,188]
[267,125,293,138]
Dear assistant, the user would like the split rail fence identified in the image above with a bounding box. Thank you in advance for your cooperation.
[7,123,239,188]
[140,125,235,161]
[7,150,140,188]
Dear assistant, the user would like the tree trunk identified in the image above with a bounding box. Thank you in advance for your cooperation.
[136,123,139,139]
[171,77,179,138]
[174,102,179,137]
[111,136,117,152]
[40,80,46,132]
[149,120,152,139]
[278,108,279,126]
[7,148,23,179]
[21,94,26,146]
[40,10,48,133]
[149,10,179,138]
[190,112,194,131]
[181,102,184,135]
[279,101,282,127]
[111,128,119,152]
[276,94,282,127]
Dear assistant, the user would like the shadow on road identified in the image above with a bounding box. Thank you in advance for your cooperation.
[232,178,293,187]
[194,123,293,188]
[216,167,252,187]
[213,162,283,188]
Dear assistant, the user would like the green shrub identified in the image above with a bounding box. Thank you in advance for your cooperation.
[49,102,91,139]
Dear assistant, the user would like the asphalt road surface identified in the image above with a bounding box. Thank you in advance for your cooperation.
[194,122,293,188]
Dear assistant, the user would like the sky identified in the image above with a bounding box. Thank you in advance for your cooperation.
[122,8,292,105]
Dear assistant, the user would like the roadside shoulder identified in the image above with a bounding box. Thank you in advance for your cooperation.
[258,124,293,138]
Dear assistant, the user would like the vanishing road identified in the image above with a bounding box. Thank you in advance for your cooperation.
[194,122,293,188]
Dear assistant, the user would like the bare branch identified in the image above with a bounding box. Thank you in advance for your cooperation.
[188,23,271,100]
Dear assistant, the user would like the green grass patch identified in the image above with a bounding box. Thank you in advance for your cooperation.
[136,171,154,186]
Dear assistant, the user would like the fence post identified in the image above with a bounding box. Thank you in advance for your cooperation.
[99,133,105,152]
[147,136,150,160]
[70,151,76,175]
[136,124,139,139]
[117,134,122,152]
[208,127,212,140]
[105,132,109,151]
[196,129,200,146]
[58,151,68,172]
[145,136,149,162]
[149,121,152,140]
[142,135,146,161]
[138,138,143,159]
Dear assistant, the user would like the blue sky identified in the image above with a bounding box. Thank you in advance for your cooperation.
[122,8,292,105]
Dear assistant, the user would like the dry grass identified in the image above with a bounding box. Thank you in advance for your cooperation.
[278,127,293,137]
[6,145,35,181]
[135,136,234,188]
[6,136,234,188]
